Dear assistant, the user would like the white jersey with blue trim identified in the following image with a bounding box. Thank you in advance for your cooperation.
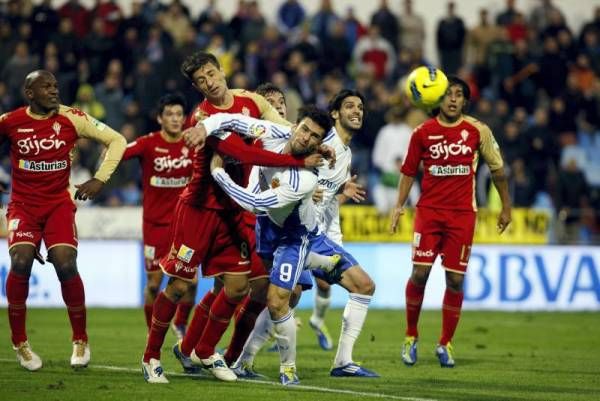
[205,113,319,235]
[315,127,351,245]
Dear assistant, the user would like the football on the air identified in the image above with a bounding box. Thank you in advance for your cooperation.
[404,66,449,110]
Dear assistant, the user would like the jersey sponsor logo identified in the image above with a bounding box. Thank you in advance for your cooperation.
[17,134,67,155]
[17,128,34,133]
[176,244,194,263]
[153,155,192,172]
[428,164,470,176]
[18,159,68,172]
[8,219,20,230]
[175,261,196,273]
[144,245,156,260]
[90,117,106,131]
[149,176,190,188]
[413,232,421,246]
[428,135,443,140]
[154,147,169,153]
[429,139,473,160]
[317,178,339,190]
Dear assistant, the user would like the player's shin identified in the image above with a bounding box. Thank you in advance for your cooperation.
[180,290,216,356]
[7,271,30,345]
[224,295,266,365]
[60,274,88,342]
[238,307,273,365]
[440,288,464,345]
[271,309,297,370]
[333,293,371,367]
[405,279,426,337]
[143,291,178,362]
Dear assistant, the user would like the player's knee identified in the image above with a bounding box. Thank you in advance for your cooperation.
[446,275,464,292]
[166,278,190,300]
[411,268,430,286]
[289,285,302,308]
[10,253,34,276]
[316,279,330,294]
[53,261,78,282]
[146,283,160,298]
[224,281,249,301]
[357,275,376,295]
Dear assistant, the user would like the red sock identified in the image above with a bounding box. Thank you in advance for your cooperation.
[180,291,216,356]
[7,271,29,345]
[144,304,153,330]
[60,274,87,342]
[224,296,266,365]
[143,292,177,362]
[405,279,426,338]
[440,288,464,345]
[174,302,193,327]
[194,290,240,359]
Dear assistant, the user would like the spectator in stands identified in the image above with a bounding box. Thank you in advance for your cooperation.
[467,9,504,90]
[58,0,90,39]
[510,158,536,207]
[556,155,591,243]
[398,0,425,52]
[370,0,399,50]
[91,0,122,38]
[436,2,466,75]
[160,1,191,48]
[73,83,106,121]
[353,25,396,81]
[311,0,339,43]
[1,41,39,105]
[277,0,305,35]
[342,6,366,50]
[530,0,564,33]
[496,0,520,26]
[524,107,557,193]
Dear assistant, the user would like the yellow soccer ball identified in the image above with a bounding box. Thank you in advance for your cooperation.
[404,66,449,109]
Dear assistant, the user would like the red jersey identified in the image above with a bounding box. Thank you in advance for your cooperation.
[401,115,504,211]
[181,89,296,210]
[123,131,192,225]
[0,105,126,205]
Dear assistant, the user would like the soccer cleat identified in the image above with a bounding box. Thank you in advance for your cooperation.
[170,322,186,341]
[279,366,300,385]
[330,362,379,377]
[172,342,201,374]
[142,358,169,383]
[401,336,418,366]
[436,343,455,368]
[70,340,90,368]
[323,254,344,282]
[308,318,333,351]
[13,341,42,371]
[231,359,262,379]
[192,351,237,382]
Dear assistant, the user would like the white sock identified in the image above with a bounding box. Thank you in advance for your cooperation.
[310,288,331,327]
[306,252,335,271]
[237,308,273,366]
[333,293,371,367]
[271,310,296,369]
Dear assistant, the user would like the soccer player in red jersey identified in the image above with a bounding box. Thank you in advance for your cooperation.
[142,53,325,383]
[390,76,512,368]
[0,70,126,371]
[121,93,195,335]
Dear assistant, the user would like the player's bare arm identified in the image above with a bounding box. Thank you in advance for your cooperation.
[390,174,415,233]
[490,167,512,234]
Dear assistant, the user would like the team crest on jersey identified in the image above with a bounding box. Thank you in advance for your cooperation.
[144,245,156,260]
[52,121,61,135]
[195,109,209,121]
[271,177,280,188]
[181,146,189,157]
[242,107,250,116]
[250,124,267,138]
[460,129,469,142]
[177,244,195,263]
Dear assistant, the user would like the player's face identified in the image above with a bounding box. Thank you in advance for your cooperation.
[158,104,185,136]
[439,84,466,121]
[290,117,325,155]
[191,62,228,102]
[264,91,287,119]
[27,72,60,113]
[334,96,363,132]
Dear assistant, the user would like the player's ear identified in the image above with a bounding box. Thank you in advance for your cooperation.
[330,110,339,121]
[156,113,163,126]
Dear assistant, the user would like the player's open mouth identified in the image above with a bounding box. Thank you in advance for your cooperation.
[349,117,361,123]
[448,105,457,111]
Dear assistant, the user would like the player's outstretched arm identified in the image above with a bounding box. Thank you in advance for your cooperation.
[338,175,366,204]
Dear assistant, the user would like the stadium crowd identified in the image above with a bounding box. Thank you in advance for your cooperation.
[0,0,598,244]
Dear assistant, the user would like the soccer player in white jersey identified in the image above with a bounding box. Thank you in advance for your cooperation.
[308,89,368,351]
[193,106,377,384]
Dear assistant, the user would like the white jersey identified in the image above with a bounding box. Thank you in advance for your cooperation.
[205,113,319,234]
[315,127,352,245]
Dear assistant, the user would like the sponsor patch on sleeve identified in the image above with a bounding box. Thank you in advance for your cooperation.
[8,219,20,231]
[144,245,156,260]
[176,244,195,263]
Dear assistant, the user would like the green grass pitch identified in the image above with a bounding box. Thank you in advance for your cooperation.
[1,308,599,401]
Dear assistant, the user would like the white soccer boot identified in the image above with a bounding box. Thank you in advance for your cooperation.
[70,340,90,368]
[142,358,169,383]
[14,341,42,371]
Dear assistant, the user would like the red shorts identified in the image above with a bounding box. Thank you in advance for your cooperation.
[143,221,171,272]
[160,200,253,282]
[6,200,77,251]
[412,207,476,274]
[205,218,268,281]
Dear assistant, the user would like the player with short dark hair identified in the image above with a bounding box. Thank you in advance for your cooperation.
[390,76,512,368]
[1,70,126,371]
[121,93,196,335]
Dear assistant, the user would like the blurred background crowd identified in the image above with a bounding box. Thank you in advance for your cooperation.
[0,0,599,244]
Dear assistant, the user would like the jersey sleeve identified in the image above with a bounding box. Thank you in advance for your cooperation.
[122,137,146,161]
[478,124,504,171]
[0,112,8,136]
[400,126,424,177]
[208,135,304,167]
[62,106,127,183]
[201,113,291,143]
